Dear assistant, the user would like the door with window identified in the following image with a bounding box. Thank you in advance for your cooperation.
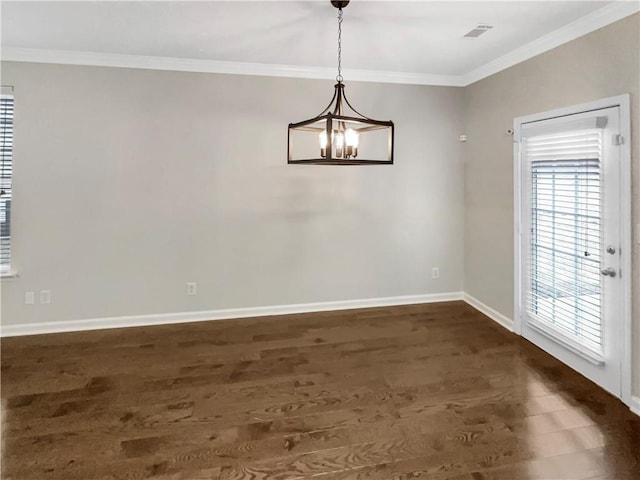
[515,99,629,397]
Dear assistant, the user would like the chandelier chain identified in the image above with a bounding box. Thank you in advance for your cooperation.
[336,8,343,83]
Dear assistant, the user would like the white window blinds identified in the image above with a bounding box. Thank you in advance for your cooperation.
[523,127,603,356]
[1,93,14,273]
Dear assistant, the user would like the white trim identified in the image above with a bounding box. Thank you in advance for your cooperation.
[617,94,633,409]
[630,396,640,417]
[463,293,514,332]
[513,126,523,335]
[514,94,633,127]
[1,2,637,87]
[462,1,640,85]
[527,318,604,366]
[0,48,464,87]
[513,94,633,407]
[0,291,464,337]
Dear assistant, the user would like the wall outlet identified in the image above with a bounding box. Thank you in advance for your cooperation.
[39,290,51,305]
[459,134,467,142]
[24,291,35,305]
[186,282,197,296]
[432,267,440,279]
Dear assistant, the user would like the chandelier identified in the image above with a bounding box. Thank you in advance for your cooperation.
[287,0,394,165]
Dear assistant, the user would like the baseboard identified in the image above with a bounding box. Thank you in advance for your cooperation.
[0,291,464,337]
[463,293,514,332]
[630,396,640,417]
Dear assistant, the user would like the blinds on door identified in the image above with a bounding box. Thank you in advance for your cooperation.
[522,126,604,360]
[1,93,13,273]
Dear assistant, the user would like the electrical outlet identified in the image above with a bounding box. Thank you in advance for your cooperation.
[24,291,35,305]
[432,267,440,279]
[186,282,197,296]
[39,290,51,305]
[459,134,467,142]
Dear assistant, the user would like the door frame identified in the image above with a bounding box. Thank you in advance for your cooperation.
[513,94,632,406]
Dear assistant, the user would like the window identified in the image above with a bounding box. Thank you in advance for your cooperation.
[1,90,14,274]
[525,128,603,353]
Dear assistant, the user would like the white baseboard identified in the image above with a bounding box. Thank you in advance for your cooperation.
[630,396,640,417]
[463,293,514,332]
[0,291,464,337]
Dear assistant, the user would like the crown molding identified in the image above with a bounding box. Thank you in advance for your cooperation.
[462,1,640,85]
[0,47,465,87]
[1,2,637,87]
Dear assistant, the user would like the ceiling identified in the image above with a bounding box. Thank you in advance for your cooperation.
[1,1,637,85]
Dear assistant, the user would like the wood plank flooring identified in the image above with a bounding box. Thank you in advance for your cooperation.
[1,301,639,479]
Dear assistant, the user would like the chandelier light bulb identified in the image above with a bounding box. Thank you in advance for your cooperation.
[345,128,359,147]
[334,131,345,158]
[345,128,359,158]
[319,130,328,158]
[319,131,328,148]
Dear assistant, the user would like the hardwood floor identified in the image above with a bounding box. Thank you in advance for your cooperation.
[1,301,638,479]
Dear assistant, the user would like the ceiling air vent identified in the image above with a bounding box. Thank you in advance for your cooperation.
[464,24,493,38]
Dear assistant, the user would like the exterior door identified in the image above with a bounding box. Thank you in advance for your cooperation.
[515,104,627,397]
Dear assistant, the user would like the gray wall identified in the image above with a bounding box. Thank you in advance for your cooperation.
[0,62,465,325]
[463,14,640,395]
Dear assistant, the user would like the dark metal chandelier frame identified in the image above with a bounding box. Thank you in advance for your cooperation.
[287,0,394,165]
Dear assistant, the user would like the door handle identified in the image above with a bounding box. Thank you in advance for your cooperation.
[601,267,617,277]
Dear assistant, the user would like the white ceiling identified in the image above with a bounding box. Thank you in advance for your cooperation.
[1,1,637,85]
